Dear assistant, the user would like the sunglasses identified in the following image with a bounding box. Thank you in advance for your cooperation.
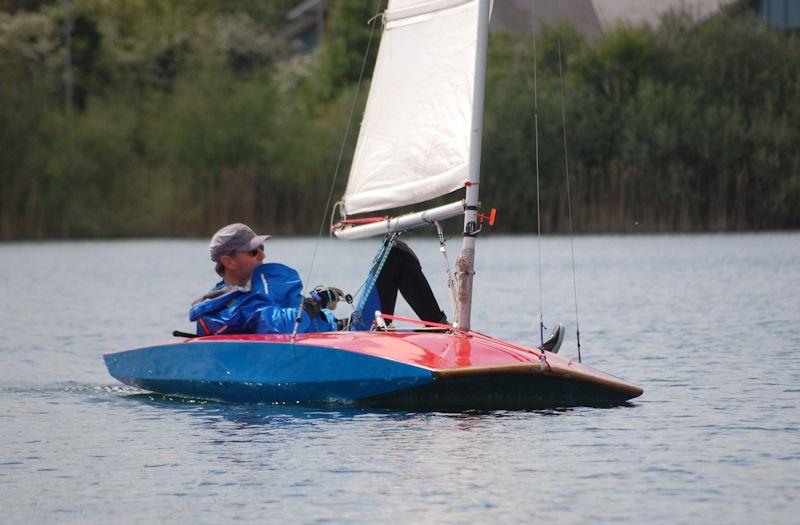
[248,244,264,257]
[228,244,264,258]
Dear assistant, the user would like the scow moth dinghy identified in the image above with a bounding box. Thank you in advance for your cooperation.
[105,0,643,409]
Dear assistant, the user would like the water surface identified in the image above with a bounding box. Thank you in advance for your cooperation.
[1,234,798,523]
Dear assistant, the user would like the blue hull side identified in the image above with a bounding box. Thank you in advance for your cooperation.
[103,342,434,404]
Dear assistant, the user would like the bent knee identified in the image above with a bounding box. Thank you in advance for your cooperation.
[389,240,421,271]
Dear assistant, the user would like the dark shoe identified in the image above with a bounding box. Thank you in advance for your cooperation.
[541,323,565,354]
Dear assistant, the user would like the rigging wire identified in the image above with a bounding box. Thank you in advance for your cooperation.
[531,0,545,352]
[291,0,385,342]
[434,221,458,321]
[555,5,582,363]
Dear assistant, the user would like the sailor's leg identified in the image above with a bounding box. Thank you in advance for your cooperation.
[375,246,399,317]
[376,240,445,322]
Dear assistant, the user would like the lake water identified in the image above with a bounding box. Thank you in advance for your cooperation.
[1,234,798,523]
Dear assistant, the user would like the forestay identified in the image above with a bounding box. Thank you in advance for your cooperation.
[341,0,484,215]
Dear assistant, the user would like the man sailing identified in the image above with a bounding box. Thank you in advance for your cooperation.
[189,223,447,336]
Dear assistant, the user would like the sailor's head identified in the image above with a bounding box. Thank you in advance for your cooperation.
[209,223,269,282]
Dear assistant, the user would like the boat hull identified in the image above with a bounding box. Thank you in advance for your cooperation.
[104,331,642,409]
[363,372,636,410]
[104,340,434,404]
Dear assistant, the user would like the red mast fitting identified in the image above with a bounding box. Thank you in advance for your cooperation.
[477,208,496,226]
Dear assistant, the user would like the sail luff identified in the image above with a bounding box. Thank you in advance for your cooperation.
[454,0,490,331]
[341,0,482,216]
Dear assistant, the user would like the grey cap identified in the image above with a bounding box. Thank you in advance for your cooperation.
[209,223,270,262]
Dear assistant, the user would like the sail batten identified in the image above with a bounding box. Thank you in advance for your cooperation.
[341,0,482,215]
[385,0,473,21]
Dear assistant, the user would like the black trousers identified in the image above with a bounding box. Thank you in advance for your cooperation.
[375,240,445,323]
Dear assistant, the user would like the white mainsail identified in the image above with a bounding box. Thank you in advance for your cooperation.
[341,0,485,216]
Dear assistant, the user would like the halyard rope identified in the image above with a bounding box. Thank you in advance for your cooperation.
[532,0,548,372]
[434,221,458,321]
[292,0,385,343]
[532,0,545,353]
[556,0,582,363]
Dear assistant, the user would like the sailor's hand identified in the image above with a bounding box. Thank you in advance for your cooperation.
[335,317,349,331]
[311,286,346,310]
[302,296,324,320]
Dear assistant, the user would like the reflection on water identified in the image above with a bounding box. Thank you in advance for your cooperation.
[1,234,798,523]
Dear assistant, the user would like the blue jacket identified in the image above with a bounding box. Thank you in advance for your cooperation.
[189,263,338,335]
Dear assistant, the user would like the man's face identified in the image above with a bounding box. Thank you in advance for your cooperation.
[220,245,265,284]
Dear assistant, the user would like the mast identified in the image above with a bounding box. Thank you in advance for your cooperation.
[456,0,491,331]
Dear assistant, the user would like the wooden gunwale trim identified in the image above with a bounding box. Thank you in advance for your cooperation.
[432,362,643,397]
[433,363,540,378]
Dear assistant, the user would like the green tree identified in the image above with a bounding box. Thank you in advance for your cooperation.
[315,0,385,100]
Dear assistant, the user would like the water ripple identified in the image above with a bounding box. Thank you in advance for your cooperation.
[1,235,799,523]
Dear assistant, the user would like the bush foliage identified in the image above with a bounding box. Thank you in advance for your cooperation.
[0,0,797,238]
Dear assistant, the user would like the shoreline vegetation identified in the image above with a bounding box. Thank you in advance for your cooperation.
[1,0,798,239]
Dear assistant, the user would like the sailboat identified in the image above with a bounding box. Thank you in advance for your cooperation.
[104,0,643,409]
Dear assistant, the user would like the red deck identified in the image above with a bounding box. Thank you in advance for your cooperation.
[189,330,642,398]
